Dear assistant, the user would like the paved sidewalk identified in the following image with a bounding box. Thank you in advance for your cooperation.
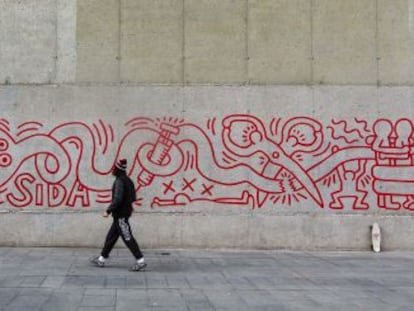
[0,248,413,310]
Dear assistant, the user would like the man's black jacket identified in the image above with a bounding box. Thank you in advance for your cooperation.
[106,172,136,218]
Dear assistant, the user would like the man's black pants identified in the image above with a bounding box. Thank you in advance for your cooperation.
[101,217,143,260]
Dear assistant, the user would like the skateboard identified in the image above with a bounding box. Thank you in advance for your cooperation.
[371,222,381,253]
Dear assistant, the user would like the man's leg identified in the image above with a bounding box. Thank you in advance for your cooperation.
[117,218,146,271]
[91,220,120,267]
[117,218,143,259]
[101,220,120,258]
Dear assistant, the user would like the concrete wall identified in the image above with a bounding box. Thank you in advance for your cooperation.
[3,0,414,85]
[1,0,414,250]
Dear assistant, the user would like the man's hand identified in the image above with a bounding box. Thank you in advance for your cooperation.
[103,211,109,218]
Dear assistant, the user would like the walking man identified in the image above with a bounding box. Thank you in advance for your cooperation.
[91,159,146,271]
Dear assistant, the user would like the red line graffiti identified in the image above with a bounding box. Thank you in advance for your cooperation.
[0,115,414,211]
[182,178,196,192]
[201,183,214,196]
[162,181,175,195]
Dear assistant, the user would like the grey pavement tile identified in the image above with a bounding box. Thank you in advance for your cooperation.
[125,276,146,288]
[20,276,46,287]
[84,289,116,296]
[221,275,255,290]
[0,288,19,307]
[267,290,323,310]
[203,290,251,311]
[181,289,215,310]
[0,264,24,276]
[19,268,71,277]
[62,276,106,288]
[5,249,32,257]
[115,289,150,310]
[150,261,189,274]
[72,249,98,257]
[116,303,151,311]
[0,248,12,256]
[4,292,51,311]
[146,289,185,308]
[186,272,230,290]
[18,259,72,274]
[0,276,24,288]
[165,274,191,289]
[69,262,136,276]
[378,276,414,287]
[364,287,414,309]
[77,308,115,311]
[116,288,148,302]
[309,276,386,288]
[41,276,66,289]
[105,277,127,288]
[145,273,168,289]
[40,289,83,311]
[302,289,379,310]
[1,248,414,310]
[237,290,281,309]
[81,295,116,307]
[16,288,53,295]
[185,301,215,310]
[190,258,217,273]
[246,275,312,290]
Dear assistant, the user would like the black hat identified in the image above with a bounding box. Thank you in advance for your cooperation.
[115,159,127,171]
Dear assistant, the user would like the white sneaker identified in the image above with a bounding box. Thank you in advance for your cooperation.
[130,262,147,272]
[90,256,105,267]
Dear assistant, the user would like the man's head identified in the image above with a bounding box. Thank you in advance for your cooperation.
[112,158,127,176]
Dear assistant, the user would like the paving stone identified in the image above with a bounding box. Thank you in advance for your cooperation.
[4,292,51,311]
[181,289,215,310]
[115,289,150,310]
[41,289,83,311]
[0,247,413,310]
[0,276,24,288]
[145,273,168,289]
[146,289,185,308]
[41,276,66,289]
[125,276,146,288]
[105,277,127,288]
[77,308,115,311]
[81,295,116,307]
[165,274,191,289]
[203,290,250,311]
[0,288,19,307]
[62,276,106,288]
[20,276,46,287]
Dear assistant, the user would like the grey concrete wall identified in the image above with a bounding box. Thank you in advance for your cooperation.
[2,0,414,85]
[1,1,414,250]
[1,85,414,250]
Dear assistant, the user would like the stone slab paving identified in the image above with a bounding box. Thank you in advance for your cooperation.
[0,248,413,310]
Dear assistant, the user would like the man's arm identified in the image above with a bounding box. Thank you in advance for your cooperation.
[106,179,124,214]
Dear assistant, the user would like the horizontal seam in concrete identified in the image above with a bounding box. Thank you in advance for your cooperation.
[2,211,414,217]
[2,82,414,87]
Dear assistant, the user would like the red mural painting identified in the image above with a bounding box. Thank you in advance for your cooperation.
[0,115,413,211]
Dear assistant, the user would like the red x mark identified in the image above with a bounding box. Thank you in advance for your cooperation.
[182,178,196,192]
[201,183,214,196]
[162,181,175,194]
